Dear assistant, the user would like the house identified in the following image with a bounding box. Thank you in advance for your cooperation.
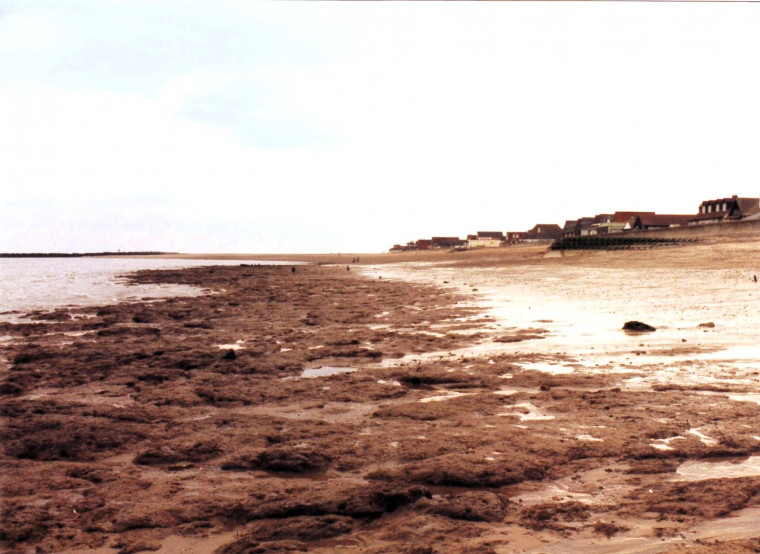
[587,214,615,235]
[415,239,432,250]
[506,231,527,243]
[468,231,505,249]
[431,236,465,249]
[610,211,655,234]
[479,231,505,241]
[525,224,563,242]
[576,217,596,236]
[689,195,760,225]
[561,220,578,238]
[624,213,693,231]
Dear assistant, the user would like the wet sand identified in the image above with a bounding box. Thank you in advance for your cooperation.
[1,240,760,553]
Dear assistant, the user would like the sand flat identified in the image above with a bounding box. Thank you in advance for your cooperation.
[2,239,759,553]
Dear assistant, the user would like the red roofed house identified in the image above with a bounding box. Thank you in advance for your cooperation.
[624,213,693,231]
[610,212,655,234]
[525,224,562,241]
[587,214,615,235]
[431,237,466,249]
[561,220,578,238]
[688,195,760,225]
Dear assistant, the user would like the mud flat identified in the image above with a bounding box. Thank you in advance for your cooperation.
[2,241,760,553]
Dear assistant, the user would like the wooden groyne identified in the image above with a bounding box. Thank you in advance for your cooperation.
[550,236,698,251]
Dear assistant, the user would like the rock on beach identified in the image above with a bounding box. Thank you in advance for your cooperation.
[622,321,656,332]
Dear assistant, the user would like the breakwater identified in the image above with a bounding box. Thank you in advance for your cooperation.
[550,236,696,251]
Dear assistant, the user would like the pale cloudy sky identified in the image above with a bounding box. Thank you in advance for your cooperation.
[1,1,759,253]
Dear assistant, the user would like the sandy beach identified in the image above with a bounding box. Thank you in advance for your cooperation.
[2,238,760,553]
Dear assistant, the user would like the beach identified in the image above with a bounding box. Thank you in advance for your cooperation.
[2,238,760,553]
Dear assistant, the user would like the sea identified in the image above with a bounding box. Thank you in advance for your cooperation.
[0,257,288,321]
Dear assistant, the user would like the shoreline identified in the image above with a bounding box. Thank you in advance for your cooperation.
[0,252,175,258]
[2,243,760,553]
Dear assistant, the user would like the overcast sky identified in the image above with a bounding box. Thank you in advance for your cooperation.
[2,1,759,253]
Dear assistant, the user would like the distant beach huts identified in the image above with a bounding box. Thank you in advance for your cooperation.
[389,194,760,252]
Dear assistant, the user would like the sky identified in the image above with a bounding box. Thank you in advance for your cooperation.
[1,1,759,254]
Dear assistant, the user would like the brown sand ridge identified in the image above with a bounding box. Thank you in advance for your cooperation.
[2,239,760,553]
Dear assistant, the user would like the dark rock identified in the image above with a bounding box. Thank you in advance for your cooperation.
[699,322,715,328]
[13,348,55,365]
[424,491,508,522]
[97,325,160,337]
[593,521,628,537]
[230,483,431,522]
[520,501,590,531]
[231,515,353,544]
[405,453,545,487]
[131,311,156,323]
[254,446,331,473]
[28,310,72,322]
[5,419,145,461]
[0,381,24,395]
[337,484,431,517]
[133,442,220,466]
[222,349,237,360]
[622,321,656,332]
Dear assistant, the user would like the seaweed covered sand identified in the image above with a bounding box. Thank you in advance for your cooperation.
[2,243,760,553]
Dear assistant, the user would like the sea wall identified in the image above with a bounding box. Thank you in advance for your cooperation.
[625,219,760,240]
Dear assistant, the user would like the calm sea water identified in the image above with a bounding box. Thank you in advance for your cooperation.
[0,257,284,320]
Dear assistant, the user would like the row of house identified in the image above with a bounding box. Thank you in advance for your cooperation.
[563,195,760,237]
[390,224,563,252]
[389,194,759,252]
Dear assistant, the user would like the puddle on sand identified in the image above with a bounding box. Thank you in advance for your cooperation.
[217,339,245,350]
[498,402,555,422]
[674,456,760,481]
[519,362,576,375]
[493,387,542,396]
[687,428,718,446]
[689,506,760,542]
[71,531,238,554]
[511,483,595,505]
[700,345,760,361]
[650,436,686,451]
[419,391,472,403]
[300,366,357,378]
[729,393,760,405]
